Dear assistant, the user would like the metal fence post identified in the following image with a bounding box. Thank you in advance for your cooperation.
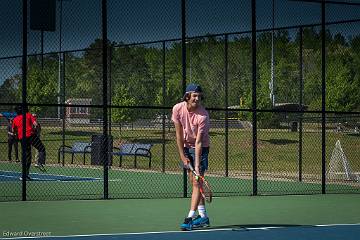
[21,0,28,201]
[251,0,258,196]
[298,26,303,182]
[162,41,166,173]
[224,34,229,177]
[62,52,66,166]
[181,0,187,198]
[321,0,326,194]
[102,0,109,199]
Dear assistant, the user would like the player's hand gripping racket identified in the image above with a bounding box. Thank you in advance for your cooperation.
[188,164,213,203]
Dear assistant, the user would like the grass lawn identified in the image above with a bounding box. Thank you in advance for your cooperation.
[0,125,359,173]
[0,124,359,200]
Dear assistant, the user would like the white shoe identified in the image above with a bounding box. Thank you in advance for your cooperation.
[19,176,32,181]
[35,164,46,172]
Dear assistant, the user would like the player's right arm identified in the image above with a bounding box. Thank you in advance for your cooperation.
[8,128,14,136]
[174,122,189,165]
[172,103,190,165]
[11,118,18,137]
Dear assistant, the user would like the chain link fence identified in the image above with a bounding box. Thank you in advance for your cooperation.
[0,0,359,201]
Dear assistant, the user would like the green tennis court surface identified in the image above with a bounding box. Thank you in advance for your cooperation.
[1,160,359,197]
[1,194,360,239]
[2,224,360,240]
[1,160,359,201]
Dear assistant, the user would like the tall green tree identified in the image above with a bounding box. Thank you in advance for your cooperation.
[111,84,136,123]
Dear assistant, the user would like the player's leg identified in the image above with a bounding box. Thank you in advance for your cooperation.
[192,147,210,228]
[181,172,202,231]
[180,147,200,231]
[30,135,46,171]
[190,171,202,212]
[14,139,19,161]
[25,138,32,179]
[8,138,12,161]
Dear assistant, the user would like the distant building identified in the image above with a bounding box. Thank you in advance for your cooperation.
[65,98,91,124]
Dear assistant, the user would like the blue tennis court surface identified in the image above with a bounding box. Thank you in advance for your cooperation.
[0,171,100,182]
[2,224,360,240]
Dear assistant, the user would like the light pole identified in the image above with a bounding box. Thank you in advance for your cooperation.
[269,0,276,107]
[58,0,71,119]
[57,0,63,119]
[185,40,192,82]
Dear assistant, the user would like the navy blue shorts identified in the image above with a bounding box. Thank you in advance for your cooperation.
[183,147,209,174]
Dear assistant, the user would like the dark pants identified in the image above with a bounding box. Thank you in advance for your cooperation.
[21,135,46,177]
[8,137,19,161]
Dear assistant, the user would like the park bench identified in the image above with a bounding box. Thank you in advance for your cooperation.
[58,142,92,165]
[111,143,153,168]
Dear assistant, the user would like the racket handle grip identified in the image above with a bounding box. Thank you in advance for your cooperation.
[188,164,199,177]
[188,164,194,171]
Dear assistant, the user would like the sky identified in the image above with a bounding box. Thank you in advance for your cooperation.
[1,0,360,85]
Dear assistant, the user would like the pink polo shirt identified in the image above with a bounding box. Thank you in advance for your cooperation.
[171,101,210,148]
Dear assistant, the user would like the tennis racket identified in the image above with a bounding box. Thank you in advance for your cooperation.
[188,164,213,203]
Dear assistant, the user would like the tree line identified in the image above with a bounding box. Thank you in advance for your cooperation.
[1,27,359,126]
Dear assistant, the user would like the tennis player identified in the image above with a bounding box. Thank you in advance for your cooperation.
[172,83,210,231]
[7,118,19,162]
[12,105,46,180]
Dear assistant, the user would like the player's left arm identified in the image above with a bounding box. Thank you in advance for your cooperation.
[30,114,38,129]
[11,119,18,136]
[195,116,208,175]
[194,131,203,176]
[8,128,14,136]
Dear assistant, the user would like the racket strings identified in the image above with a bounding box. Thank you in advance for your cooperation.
[199,179,213,202]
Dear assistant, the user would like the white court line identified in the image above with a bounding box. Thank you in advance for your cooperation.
[0,174,73,182]
[0,174,18,179]
[315,223,360,227]
[108,179,122,182]
[3,223,360,239]
[0,171,101,182]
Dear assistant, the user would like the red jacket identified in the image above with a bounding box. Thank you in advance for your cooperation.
[12,113,36,140]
